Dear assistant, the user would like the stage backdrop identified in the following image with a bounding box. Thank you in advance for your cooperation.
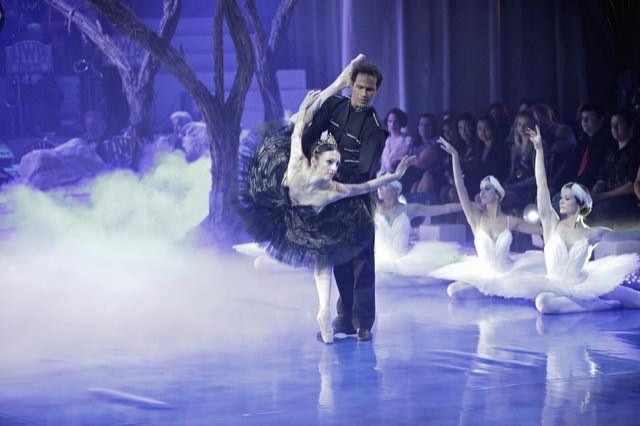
[280,0,639,126]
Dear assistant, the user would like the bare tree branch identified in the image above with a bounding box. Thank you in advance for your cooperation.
[268,0,297,54]
[87,0,222,118]
[138,0,182,86]
[222,0,255,121]
[243,0,298,121]
[244,0,267,56]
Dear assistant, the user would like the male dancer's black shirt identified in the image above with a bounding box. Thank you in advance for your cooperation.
[302,95,388,184]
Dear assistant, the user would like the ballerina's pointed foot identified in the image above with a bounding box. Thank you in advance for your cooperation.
[317,309,334,344]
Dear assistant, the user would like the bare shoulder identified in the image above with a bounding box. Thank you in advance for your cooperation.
[588,226,610,241]
[507,215,523,228]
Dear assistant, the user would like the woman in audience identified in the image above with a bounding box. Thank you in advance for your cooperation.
[401,113,445,204]
[503,110,539,210]
[380,108,413,173]
[474,116,510,182]
[441,113,478,203]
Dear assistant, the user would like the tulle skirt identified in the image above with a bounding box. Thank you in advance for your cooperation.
[236,128,373,268]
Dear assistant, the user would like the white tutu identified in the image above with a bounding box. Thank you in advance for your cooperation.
[518,235,640,300]
[430,228,547,299]
[374,212,461,277]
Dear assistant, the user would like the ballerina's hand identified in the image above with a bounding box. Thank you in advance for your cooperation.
[525,125,543,150]
[394,155,416,178]
[335,54,366,88]
[299,90,321,114]
[437,137,458,157]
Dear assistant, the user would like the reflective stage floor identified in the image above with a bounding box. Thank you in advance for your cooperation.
[2,251,640,425]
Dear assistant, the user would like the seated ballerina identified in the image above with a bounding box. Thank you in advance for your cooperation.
[238,86,414,344]
[375,180,462,277]
[526,125,640,314]
[430,137,545,299]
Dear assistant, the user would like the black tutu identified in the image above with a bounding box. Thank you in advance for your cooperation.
[237,128,373,267]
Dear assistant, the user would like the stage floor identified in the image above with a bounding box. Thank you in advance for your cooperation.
[1,248,640,426]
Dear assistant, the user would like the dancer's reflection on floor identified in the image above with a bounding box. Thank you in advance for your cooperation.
[454,305,544,425]
[453,302,640,426]
[537,312,640,425]
[317,340,379,416]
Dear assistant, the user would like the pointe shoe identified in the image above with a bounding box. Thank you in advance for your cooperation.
[317,309,334,344]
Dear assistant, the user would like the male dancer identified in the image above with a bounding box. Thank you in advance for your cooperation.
[302,57,387,341]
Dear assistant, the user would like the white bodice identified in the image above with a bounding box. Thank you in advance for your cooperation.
[544,234,592,283]
[474,228,513,272]
[375,211,411,259]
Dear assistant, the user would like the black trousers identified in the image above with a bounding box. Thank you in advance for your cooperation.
[333,227,376,331]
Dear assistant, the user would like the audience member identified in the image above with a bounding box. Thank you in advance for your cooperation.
[401,113,444,204]
[82,111,111,162]
[443,113,478,202]
[590,110,640,228]
[473,116,510,183]
[503,110,538,210]
[570,102,616,189]
[528,103,577,195]
[518,99,538,113]
[181,122,210,162]
[169,111,194,151]
[488,102,511,144]
[380,108,412,173]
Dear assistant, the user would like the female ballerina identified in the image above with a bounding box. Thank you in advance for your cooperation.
[430,137,544,299]
[238,87,413,344]
[527,126,640,314]
[374,180,462,277]
[235,181,462,278]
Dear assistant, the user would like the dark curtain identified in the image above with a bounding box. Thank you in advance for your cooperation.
[281,0,639,126]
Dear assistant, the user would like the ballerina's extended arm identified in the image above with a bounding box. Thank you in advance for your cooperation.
[527,125,559,236]
[325,155,415,204]
[287,90,322,177]
[406,202,462,221]
[437,137,481,231]
[295,54,366,123]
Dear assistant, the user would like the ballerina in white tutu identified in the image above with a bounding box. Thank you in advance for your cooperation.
[430,137,545,299]
[526,126,640,314]
[374,180,462,277]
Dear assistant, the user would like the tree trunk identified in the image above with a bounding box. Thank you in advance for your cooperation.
[256,52,284,121]
[85,0,256,247]
[204,0,255,244]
